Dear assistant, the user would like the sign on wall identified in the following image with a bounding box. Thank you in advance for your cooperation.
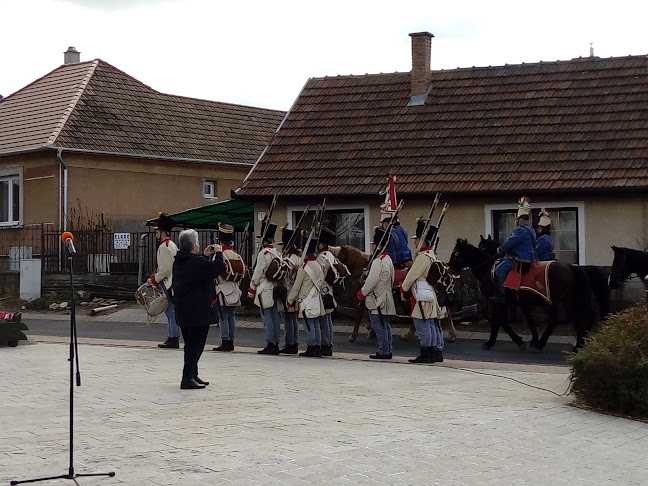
[114,233,131,250]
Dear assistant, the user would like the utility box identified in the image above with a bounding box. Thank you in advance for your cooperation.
[20,259,41,300]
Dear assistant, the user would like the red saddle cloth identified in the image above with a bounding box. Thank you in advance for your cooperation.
[393,268,409,288]
[503,261,553,304]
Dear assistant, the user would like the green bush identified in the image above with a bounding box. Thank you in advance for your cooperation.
[568,304,648,418]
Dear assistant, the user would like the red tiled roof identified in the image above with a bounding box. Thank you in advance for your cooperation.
[0,60,285,165]
[238,55,648,198]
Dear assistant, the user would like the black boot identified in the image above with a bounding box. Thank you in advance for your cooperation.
[258,343,280,355]
[194,376,209,386]
[213,339,233,352]
[299,345,318,357]
[432,348,443,363]
[280,343,299,354]
[180,378,205,389]
[490,275,507,304]
[320,344,332,357]
[158,336,179,349]
[409,347,432,364]
[290,343,299,354]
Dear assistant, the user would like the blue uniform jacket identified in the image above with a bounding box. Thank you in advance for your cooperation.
[499,224,537,262]
[535,234,555,261]
[392,225,412,262]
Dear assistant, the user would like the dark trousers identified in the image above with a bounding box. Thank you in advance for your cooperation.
[180,326,210,382]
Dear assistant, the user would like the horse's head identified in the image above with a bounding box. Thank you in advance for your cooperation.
[449,238,471,273]
[478,234,500,256]
[609,246,632,289]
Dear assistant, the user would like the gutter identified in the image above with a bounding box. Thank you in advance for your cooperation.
[44,144,254,168]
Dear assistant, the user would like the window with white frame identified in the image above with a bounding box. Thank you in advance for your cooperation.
[490,204,582,264]
[0,175,21,225]
[290,206,368,250]
[203,180,216,199]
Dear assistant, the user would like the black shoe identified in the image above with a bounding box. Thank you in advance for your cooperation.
[320,345,332,357]
[180,378,205,389]
[371,352,392,360]
[159,337,179,349]
[194,376,209,386]
[258,343,280,355]
[432,349,443,363]
[279,343,299,354]
[409,347,433,364]
[213,339,234,352]
[299,345,318,357]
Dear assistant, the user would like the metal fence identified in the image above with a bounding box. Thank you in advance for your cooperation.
[0,226,254,278]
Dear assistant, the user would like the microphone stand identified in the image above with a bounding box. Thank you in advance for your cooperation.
[11,243,115,485]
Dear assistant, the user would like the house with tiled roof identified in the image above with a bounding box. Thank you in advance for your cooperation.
[0,48,285,231]
[238,33,648,266]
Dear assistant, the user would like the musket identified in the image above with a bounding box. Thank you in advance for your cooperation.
[256,194,278,254]
[363,200,405,280]
[300,199,327,265]
[415,192,442,253]
[428,203,449,250]
[282,204,310,257]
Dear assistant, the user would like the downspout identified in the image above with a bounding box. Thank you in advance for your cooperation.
[56,149,68,231]
[137,233,150,286]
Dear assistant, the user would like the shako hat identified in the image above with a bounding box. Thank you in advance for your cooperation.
[412,218,437,244]
[538,208,552,227]
[373,227,389,247]
[305,237,318,255]
[154,213,175,233]
[257,221,277,243]
[517,196,531,218]
[218,222,234,242]
[380,211,397,224]
[318,227,336,247]
[280,227,302,249]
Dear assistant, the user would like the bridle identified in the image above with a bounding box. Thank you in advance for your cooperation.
[450,247,498,274]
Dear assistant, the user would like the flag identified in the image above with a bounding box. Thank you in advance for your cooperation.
[380,174,397,213]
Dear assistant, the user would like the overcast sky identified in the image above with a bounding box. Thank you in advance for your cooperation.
[2,0,648,111]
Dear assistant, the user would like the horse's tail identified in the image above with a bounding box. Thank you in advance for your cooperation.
[570,265,598,332]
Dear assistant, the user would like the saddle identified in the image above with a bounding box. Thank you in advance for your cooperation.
[503,260,552,304]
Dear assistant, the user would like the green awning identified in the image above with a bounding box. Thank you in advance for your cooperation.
[146,199,254,230]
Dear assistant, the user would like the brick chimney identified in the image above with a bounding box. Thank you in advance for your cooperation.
[408,32,434,106]
[63,47,80,64]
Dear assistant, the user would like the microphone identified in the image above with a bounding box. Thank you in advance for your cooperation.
[61,231,76,256]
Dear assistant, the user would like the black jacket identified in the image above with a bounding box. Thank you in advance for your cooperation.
[172,250,225,327]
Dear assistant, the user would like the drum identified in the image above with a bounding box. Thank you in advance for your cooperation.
[135,283,168,317]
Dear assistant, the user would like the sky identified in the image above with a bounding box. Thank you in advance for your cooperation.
[2,0,648,111]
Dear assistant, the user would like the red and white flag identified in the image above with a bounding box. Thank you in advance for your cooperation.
[380,174,397,213]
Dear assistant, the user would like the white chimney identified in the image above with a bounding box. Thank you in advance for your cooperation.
[64,47,80,64]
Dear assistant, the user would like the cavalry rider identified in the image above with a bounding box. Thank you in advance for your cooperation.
[213,223,242,352]
[248,222,282,355]
[287,237,325,358]
[316,228,337,357]
[535,209,555,261]
[148,213,180,349]
[357,227,396,360]
[400,219,444,364]
[278,227,303,355]
[493,197,537,303]
[380,214,413,269]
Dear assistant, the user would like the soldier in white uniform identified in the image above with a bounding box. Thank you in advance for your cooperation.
[213,223,243,352]
[148,213,180,349]
[248,222,281,355]
[316,228,336,357]
[287,238,324,358]
[400,220,444,364]
[357,227,396,359]
[278,228,302,354]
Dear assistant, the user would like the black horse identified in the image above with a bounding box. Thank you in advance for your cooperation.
[450,238,593,351]
[609,246,648,290]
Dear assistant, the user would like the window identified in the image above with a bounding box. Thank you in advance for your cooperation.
[290,206,369,250]
[0,175,20,226]
[490,204,581,264]
[203,180,216,199]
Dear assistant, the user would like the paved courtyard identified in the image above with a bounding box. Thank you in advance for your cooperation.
[2,338,647,485]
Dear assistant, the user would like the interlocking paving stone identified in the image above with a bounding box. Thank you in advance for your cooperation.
[2,341,647,485]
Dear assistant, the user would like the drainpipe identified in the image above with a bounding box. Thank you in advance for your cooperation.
[56,149,68,231]
[138,233,150,286]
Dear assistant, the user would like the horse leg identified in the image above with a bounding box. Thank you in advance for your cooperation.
[499,309,526,351]
[535,305,558,350]
[484,301,504,350]
[520,305,539,348]
[401,322,416,341]
[442,315,456,343]
[349,302,362,342]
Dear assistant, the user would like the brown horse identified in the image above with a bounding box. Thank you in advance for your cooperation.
[332,245,458,342]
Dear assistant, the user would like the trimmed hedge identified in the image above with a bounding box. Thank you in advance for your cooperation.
[568,304,648,418]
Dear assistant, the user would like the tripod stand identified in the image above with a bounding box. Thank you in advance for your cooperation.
[12,237,115,485]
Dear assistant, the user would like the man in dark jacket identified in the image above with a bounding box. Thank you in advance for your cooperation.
[172,229,225,390]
